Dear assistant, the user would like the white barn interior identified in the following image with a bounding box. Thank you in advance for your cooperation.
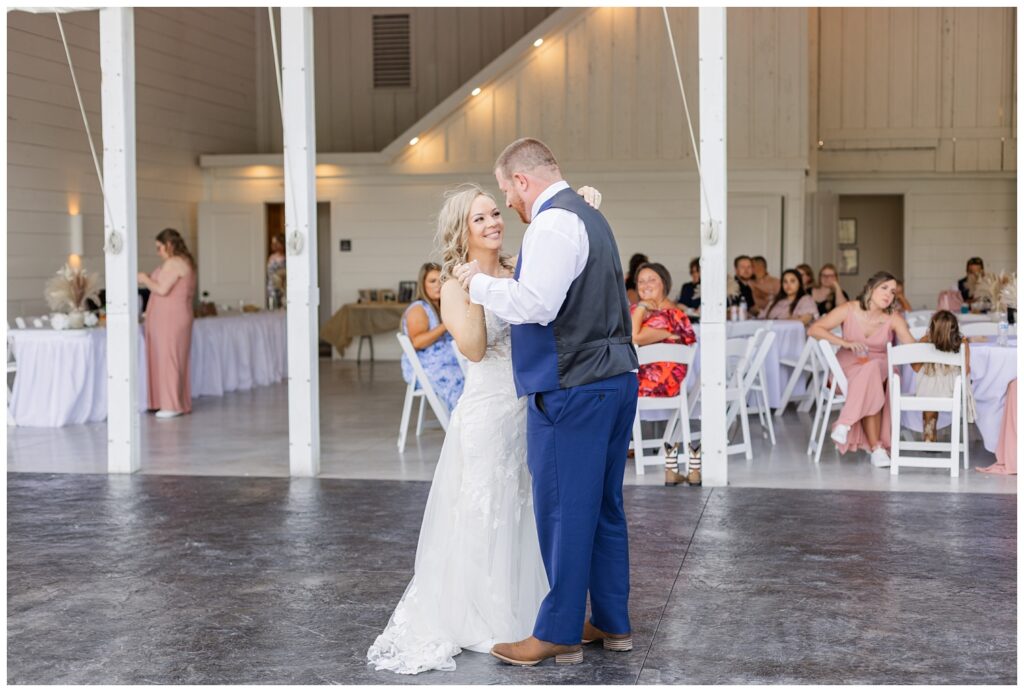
[5,5,1018,685]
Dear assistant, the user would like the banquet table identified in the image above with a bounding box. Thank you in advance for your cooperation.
[8,311,287,427]
[898,338,1017,453]
[905,309,1005,328]
[320,302,409,358]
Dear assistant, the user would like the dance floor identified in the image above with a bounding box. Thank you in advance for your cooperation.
[6,360,1017,494]
[7,473,1015,684]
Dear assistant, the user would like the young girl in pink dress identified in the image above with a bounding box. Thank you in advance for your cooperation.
[808,271,916,467]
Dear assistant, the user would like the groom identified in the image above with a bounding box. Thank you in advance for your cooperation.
[454,138,639,666]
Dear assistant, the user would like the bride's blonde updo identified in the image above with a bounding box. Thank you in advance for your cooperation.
[435,183,514,282]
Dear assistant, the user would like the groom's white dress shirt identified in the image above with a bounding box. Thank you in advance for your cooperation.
[469,181,589,326]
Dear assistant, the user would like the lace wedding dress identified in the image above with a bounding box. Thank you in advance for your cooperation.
[367,308,548,674]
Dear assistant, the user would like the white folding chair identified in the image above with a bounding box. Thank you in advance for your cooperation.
[776,337,823,416]
[808,339,849,463]
[887,342,969,476]
[724,332,777,459]
[451,340,470,377]
[396,333,451,452]
[6,331,16,426]
[14,317,26,329]
[629,343,696,475]
[745,328,776,445]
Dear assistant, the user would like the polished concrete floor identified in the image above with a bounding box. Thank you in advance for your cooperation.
[7,473,1016,684]
[7,359,1017,494]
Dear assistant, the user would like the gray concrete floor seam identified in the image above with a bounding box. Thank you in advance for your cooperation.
[634,486,714,684]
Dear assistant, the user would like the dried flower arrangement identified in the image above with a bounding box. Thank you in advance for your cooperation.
[971,271,1017,313]
[45,263,101,314]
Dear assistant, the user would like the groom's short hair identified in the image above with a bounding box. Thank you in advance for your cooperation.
[495,138,560,179]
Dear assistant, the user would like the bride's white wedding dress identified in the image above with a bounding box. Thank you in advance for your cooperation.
[367,308,548,675]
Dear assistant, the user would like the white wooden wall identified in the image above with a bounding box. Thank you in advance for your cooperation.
[399,7,808,169]
[814,7,1017,308]
[820,176,1017,308]
[817,7,1016,174]
[7,8,258,319]
[256,8,555,153]
[202,162,797,360]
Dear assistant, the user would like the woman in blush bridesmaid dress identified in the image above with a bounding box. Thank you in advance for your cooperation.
[138,228,197,419]
[808,271,916,468]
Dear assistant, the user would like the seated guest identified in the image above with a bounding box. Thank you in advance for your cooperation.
[677,257,701,322]
[401,262,464,413]
[796,263,815,291]
[911,310,974,443]
[631,262,697,486]
[624,253,649,305]
[730,255,756,312]
[762,269,819,325]
[750,255,781,315]
[808,271,916,468]
[893,279,912,313]
[958,257,985,302]
[631,263,697,397]
[810,263,849,315]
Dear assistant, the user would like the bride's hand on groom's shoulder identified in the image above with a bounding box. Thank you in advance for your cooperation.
[578,186,603,210]
[452,260,480,292]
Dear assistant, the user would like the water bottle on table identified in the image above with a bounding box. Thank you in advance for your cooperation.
[997,315,1010,346]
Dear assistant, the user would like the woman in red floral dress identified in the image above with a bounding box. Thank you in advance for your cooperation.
[630,263,698,485]
[630,263,697,397]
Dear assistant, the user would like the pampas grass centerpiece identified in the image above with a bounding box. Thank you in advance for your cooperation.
[45,263,101,329]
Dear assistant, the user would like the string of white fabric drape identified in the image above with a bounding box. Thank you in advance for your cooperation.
[662,7,719,245]
[55,12,118,248]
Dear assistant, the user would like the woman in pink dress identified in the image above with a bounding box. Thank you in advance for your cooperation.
[808,271,916,467]
[138,228,197,419]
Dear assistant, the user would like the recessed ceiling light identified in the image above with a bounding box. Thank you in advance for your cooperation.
[533,38,543,47]
[471,87,481,97]
[409,137,420,146]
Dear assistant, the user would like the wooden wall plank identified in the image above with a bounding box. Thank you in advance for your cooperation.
[840,8,867,131]
[611,7,637,160]
[587,8,613,160]
[952,8,979,129]
[752,8,780,158]
[864,8,890,129]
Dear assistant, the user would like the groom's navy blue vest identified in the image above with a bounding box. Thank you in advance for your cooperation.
[511,188,638,397]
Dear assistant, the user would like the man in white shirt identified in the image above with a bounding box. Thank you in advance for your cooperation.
[454,138,638,667]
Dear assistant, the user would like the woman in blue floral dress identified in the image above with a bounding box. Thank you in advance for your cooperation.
[401,262,465,413]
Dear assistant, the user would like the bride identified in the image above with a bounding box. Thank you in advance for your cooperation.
[366,183,602,675]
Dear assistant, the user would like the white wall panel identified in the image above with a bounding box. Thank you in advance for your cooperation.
[7,8,258,319]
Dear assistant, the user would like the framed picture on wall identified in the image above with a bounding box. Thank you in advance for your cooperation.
[398,281,416,303]
[838,218,857,245]
[839,248,859,275]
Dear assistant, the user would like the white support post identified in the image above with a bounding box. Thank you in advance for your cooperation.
[698,8,728,487]
[100,8,140,474]
[281,7,320,477]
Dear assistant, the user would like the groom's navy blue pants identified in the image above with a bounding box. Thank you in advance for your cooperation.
[526,371,638,645]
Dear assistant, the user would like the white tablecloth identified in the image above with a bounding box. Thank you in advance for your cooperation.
[688,320,808,408]
[905,309,1003,327]
[8,311,287,427]
[899,339,1017,452]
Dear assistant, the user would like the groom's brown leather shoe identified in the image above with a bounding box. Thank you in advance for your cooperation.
[490,636,583,666]
[581,621,633,651]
